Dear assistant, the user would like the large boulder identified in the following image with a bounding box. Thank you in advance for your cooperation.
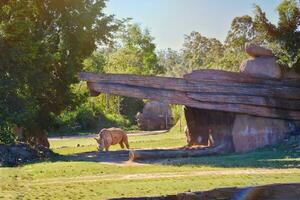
[240,57,282,79]
[136,101,172,131]
[245,43,273,57]
[232,114,297,153]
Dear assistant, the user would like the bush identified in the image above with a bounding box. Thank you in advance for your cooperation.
[50,99,138,135]
[120,97,144,123]
[75,108,98,130]
[0,123,15,144]
[171,105,183,125]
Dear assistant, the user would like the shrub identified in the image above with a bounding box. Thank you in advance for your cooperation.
[171,105,183,125]
[75,108,98,131]
[0,123,15,144]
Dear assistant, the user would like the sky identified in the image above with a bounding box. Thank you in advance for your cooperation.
[105,0,282,50]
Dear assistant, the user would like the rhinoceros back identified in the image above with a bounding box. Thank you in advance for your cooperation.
[104,128,126,145]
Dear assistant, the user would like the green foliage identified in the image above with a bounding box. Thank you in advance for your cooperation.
[214,15,264,71]
[225,15,259,50]
[215,50,248,72]
[0,122,14,144]
[51,96,134,134]
[254,0,300,71]
[0,0,117,141]
[182,32,224,71]
[170,105,184,124]
[158,49,184,77]
[51,22,169,133]
[83,51,107,73]
[119,97,145,123]
[74,108,98,131]
[105,24,164,75]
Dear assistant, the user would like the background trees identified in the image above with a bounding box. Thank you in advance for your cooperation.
[158,49,183,77]
[53,23,163,134]
[181,32,224,72]
[254,0,300,71]
[105,24,163,75]
[161,0,300,74]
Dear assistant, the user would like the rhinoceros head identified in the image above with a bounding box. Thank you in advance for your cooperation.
[94,128,108,151]
[94,137,105,151]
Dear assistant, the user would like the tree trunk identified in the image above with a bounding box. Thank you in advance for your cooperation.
[25,126,50,148]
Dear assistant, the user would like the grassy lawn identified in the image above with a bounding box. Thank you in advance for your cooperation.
[1,122,300,199]
[50,123,187,155]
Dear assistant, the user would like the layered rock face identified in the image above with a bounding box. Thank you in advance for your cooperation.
[183,43,298,153]
[240,43,282,79]
[232,115,296,153]
[136,101,172,131]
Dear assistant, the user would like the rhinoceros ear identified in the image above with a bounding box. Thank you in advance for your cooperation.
[99,128,106,134]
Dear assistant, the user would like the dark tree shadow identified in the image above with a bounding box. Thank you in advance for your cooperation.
[53,150,130,164]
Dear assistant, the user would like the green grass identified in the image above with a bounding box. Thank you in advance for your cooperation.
[1,120,300,199]
[50,121,187,155]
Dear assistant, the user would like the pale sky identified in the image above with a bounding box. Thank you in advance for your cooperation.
[105,0,282,50]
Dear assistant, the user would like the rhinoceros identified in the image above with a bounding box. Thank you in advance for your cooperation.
[94,128,130,151]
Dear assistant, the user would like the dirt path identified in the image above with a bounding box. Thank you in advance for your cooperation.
[25,169,300,186]
[49,130,167,141]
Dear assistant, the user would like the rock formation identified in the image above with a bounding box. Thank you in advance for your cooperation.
[240,43,281,79]
[80,43,300,157]
[232,114,296,153]
[245,43,273,57]
[136,101,172,131]
[236,43,296,152]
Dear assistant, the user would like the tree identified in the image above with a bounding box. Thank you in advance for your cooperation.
[225,15,259,50]
[158,48,184,77]
[0,0,117,146]
[105,24,164,75]
[181,32,224,72]
[103,24,163,123]
[254,0,300,71]
[215,15,262,72]
[83,51,107,73]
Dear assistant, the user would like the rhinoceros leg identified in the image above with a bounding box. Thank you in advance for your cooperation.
[123,135,130,149]
[119,142,125,149]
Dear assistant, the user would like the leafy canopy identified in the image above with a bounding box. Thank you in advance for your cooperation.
[105,24,164,75]
[254,0,300,70]
[0,0,117,135]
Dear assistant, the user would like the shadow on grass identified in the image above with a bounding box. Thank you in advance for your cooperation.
[149,148,300,169]
[138,141,299,169]
[12,140,298,170]
[52,150,130,164]
[44,141,300,169]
